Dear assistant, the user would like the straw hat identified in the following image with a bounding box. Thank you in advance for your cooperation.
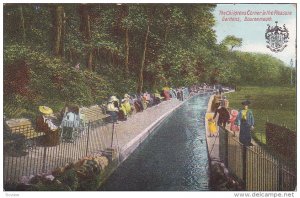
[109,96,118,102]
[124,94,130,99]
[39,106,53,115]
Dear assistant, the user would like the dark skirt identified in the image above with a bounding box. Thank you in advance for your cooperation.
[239,121,251,146]
[107,111,118,123]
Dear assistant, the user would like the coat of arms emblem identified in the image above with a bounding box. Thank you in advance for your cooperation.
[265,21,289,53]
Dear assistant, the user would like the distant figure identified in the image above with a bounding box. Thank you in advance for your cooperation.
[218,86,223,95]
[118,99,128,121]
[123,94,132,115]
[222,96,229,108]
[236,100,255,146]
[74,63,80,71]
[213,102,230,128]
[107,96,119,123]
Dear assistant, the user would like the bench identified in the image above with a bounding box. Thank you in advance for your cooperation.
[6,119,45,139]
[80,105,110,124]
[5,118,45,148]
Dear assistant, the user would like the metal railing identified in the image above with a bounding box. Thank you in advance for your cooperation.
[3,120,117,184]
[3,89,216,185]
[219,127,296,191]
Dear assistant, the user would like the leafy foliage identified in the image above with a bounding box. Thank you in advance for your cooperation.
[4,44,112,118]
[3,4,294,119]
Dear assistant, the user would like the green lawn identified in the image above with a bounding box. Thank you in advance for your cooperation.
[225,86,296,144]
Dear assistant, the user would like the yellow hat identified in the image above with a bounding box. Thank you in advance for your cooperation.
[39,106,53,115]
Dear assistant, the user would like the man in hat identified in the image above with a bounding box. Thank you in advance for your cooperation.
[236,100,255,146]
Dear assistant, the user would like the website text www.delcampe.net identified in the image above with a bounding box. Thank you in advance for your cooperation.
[234,192,295,198]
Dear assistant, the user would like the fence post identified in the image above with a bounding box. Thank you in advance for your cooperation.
[242,145,247,189]
[111,122,115,148]
[42,147,47,172]
[85,121,91,156]
[224,128,228,167]
[278,160,282,190]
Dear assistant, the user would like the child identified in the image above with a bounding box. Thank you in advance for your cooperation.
[206,114,217,137]
[229,109,239,136]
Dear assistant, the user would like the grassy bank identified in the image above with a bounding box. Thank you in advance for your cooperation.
[225,86,296,144]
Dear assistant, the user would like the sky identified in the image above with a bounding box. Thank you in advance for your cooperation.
[213,3,296,66]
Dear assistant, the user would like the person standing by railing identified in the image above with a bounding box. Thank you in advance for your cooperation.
[213,102,230,128]
[236,100,255,146]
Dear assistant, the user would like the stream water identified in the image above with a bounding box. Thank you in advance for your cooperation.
[100,95,210,191]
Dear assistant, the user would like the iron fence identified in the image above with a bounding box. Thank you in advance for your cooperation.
[219,127,296,191]
[3,89,217,185]
[3,120,118,184]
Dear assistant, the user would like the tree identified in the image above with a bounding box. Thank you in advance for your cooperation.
[79,4,93,70]
[221,35,242,51]
[136,6,153,94]
[19,5,26,43]
[52,5,65,57]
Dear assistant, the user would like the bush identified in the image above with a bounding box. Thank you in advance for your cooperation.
[56,167,79,190]
[29,180,71,191]
[5,133,27,156]
[4,44,113,119]
[76,159,102,190]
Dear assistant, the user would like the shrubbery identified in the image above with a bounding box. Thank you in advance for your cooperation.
[4,44,112,119]
[4,155,110,191]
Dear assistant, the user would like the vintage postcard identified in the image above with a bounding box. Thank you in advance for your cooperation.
[1,0,297,196]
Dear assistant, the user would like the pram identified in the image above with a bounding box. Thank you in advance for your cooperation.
[60,112,85,142]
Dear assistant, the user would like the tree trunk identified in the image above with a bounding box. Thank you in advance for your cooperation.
[79,4,92,70]
[87,51,93,70]
[61,12,66,57]
[123,5,129,74]
[125,28,129,73]
[19,5,26,43]
[163,6,170,43]
[69,49,73,62]
[53,5,64,57]
[137,23,150,94]
[164,22,170,42]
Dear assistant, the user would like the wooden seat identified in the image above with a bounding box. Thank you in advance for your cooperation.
[6,119,45,140]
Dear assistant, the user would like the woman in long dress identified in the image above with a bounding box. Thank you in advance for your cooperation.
[236,100,255,146]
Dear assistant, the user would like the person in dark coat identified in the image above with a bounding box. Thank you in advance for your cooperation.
[236,100,255,146]
[213,102,230,128]
[218,86,223,95]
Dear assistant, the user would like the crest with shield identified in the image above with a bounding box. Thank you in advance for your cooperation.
[265,21,289,53]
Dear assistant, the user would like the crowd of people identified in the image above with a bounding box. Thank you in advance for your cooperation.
[33,86,201,142]
[33,84,241,144]
[105,87,191,124]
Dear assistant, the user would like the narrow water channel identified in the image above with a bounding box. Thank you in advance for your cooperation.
[100,95,210,191]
